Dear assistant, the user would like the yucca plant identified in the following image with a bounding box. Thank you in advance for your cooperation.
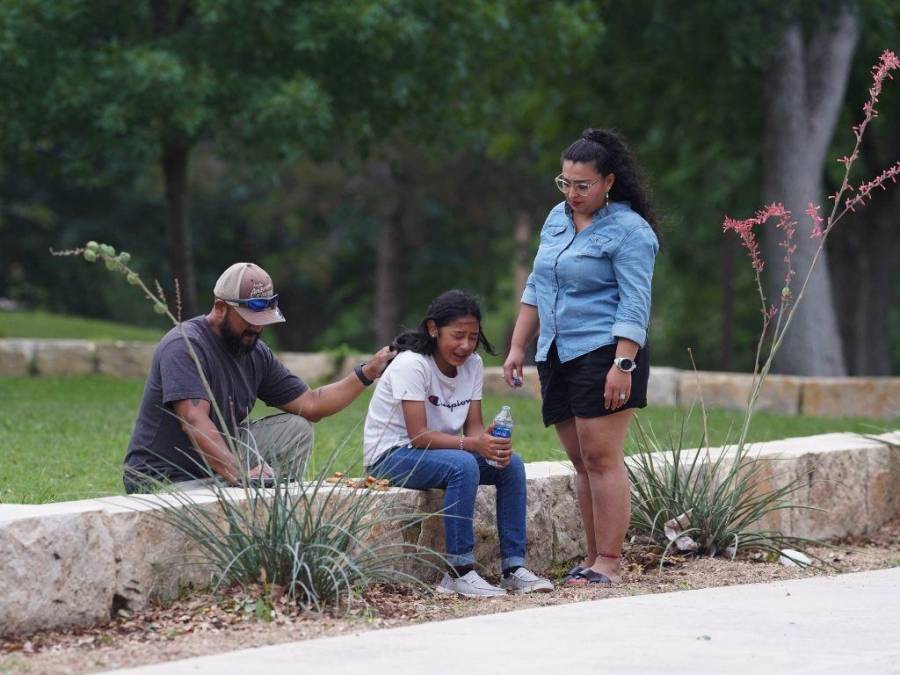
[56,243,445,611]
[133,450,443,611]
[627,415,821,567]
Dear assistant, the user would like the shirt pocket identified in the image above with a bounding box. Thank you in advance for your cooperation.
[573,233,617,288]
[540,223,569,244]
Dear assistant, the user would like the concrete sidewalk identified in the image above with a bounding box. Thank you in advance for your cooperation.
[110,568,900,675]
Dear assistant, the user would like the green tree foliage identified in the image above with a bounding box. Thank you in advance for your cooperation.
[0,0,521,314]
[1,1,897,372]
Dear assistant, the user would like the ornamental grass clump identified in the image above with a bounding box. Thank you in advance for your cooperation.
[135,453,441,611]
[627,415,817,566]
[54,244,443,611]
[628,50,899,567]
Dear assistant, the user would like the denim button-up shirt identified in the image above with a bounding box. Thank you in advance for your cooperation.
[522,201,658,363]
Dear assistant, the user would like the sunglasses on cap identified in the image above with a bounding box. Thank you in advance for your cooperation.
[221,294,279,311]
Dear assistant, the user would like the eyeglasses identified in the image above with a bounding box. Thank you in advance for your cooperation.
[222,295,279,311]
[555,174,604,197]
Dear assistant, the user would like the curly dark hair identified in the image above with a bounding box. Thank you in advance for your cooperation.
[562,128,661,245]
[391,289,496,357]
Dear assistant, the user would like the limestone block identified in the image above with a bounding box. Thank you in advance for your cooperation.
[872,430,900,447]
[744,459,792,534]
[648,367,680,407]
[865,443,900,530]
[707,449,798,535]
[96,341,156,378]
[753,434,878,539]
[359,488,437,564]
[801,378,900,419]
[99,495,225,611]
[472,484,501,564]
[866,432,900,526]
[759,375,804,415]
[278,352,336,384]
[677,371,753,412]
[482,366,541,399]
[677,371,802,415]
[0,339,34,376]
[33,340,97,376]
[411,489,448,580]
[789,447,870,539]
[0,510,115,636]
[521,476,556,568]
[543,472,581,565]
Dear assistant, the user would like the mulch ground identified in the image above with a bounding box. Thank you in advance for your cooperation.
[2,518,898,675]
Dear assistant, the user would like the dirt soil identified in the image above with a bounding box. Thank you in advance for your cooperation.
[3,519,899,675]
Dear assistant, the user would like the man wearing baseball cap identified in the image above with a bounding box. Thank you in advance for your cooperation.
[123,262,395,493]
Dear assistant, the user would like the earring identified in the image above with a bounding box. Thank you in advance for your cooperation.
[430,333,437,338]
[605,192,610,205]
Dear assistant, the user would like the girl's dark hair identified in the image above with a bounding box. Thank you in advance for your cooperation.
[392,289,496,357]
[562,128,661,245]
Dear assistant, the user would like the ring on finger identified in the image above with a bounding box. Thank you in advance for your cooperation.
[618,393,627,400]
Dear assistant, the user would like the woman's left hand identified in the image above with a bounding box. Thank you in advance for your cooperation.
[604,366,632,411]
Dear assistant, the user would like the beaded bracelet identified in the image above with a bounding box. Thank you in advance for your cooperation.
[458,434,464,451]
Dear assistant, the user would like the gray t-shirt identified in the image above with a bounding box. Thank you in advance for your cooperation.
[124,316,308,484]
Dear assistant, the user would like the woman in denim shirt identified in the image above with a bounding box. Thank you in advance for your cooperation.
[504,128,660,585]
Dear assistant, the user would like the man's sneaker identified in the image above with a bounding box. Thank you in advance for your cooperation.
[435,571,507,598]
[500,567,554,594]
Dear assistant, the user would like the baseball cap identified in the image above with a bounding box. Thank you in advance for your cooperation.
[213,262,286,326]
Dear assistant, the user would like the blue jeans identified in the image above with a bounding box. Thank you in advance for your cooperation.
[369,447,527,569]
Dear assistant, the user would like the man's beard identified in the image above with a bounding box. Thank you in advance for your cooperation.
[221,322,259,355]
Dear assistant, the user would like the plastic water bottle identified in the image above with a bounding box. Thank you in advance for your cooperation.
[488,405,514,468]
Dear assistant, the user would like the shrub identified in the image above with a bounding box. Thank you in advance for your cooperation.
[627,416,818,565]
[136,456,442,611]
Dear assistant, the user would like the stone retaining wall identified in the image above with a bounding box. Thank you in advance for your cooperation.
[0,339,347,383]
[482,367,900,420]
[2,339,899,418]
[1,431,898,636]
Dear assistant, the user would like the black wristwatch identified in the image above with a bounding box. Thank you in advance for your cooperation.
[354,362,375,386]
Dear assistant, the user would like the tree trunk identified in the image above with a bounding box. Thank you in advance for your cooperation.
[371,162,404,347]
[720,235,735,371]
[828,166,898,375]
[161,141,197,318]
[761,7,858,375]
[511,209,537,365]
[859,204,896,374]
[513,209,531,310]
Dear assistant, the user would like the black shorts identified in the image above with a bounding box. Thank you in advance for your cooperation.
[537,341,650,427]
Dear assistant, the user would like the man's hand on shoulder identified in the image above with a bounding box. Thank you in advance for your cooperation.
[362,345,397,381]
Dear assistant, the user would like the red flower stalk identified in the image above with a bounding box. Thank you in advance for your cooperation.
[851,50,899,144]
[845,161,900,212]
[722,202,793,276]
[806,202,825,238]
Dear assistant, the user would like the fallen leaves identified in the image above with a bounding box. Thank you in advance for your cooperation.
[325,473,391,490]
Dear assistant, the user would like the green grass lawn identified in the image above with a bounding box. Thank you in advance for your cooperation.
[0,310,163,341]
[1,375,896,504]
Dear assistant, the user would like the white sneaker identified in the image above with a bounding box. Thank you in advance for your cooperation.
[435,570,507,598]
[500,567,554,594]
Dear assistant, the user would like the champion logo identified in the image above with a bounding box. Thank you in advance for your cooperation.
[428,395,471,411]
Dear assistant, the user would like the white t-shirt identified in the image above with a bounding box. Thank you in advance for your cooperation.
[363,350,484,467]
